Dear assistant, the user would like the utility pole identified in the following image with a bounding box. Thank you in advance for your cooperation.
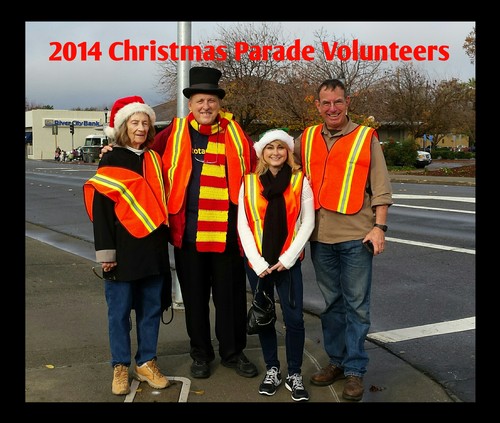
[52,124,58,151]
[177,22,191,118]
[70,123,75,150]
[171,21,192,309]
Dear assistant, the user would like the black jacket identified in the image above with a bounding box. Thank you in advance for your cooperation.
[91,147,170,282]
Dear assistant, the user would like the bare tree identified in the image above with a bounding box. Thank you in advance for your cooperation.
[210,23,291,133]
[354,63,475,149]
[422,78,471,147]
[154,23,388,134]
[444,79,475,148]
[154,24,474,141]
[261,27,388,130]
[463,26,476,65]
[381,63,434,139]
[293,28,385,100]
[155,23,291,135]
[25,97,53,111]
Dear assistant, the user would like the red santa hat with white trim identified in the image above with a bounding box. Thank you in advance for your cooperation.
[104,95,156,140]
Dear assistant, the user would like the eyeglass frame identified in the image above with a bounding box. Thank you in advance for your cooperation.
[317,98,348,109]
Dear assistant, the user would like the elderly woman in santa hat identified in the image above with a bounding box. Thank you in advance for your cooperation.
[237,129,315,402]
[83,96,171,396]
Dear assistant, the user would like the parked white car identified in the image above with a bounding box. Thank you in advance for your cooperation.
[416,150,432,168]
[81,134,108,163]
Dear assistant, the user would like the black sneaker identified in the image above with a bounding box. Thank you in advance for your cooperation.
[190,360,210,378]
[258,366,282,396]
[285,373,309,402]
[221,353,258,378]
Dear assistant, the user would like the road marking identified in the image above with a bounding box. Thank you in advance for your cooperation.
[367,317,475,343]
[392,194,475,214]
[387,237,475,255]
[303,348,342,402]
[393,194,475,203]
[392,203,475,214]
[34,167,92,172]
[124,379,140,402]
[124,376,191,402]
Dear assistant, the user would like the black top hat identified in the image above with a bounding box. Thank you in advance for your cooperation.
[182,67,226,99]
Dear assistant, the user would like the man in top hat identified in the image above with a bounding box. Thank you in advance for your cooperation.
[152,67,258,379]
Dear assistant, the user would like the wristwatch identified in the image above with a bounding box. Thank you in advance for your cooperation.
[373,223,388,232]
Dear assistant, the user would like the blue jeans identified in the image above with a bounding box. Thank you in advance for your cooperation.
[105,275,163,368]
[245,260,305,376]
[310,239,373,378]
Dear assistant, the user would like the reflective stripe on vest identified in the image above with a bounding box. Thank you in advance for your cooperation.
[83,150,168,238]
[164,117,191,215]
[302,125,373,214]
[243,172,303,256]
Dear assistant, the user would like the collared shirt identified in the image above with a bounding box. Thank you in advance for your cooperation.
[294,118,393,244]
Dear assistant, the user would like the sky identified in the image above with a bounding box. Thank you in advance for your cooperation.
[25,21,475,110]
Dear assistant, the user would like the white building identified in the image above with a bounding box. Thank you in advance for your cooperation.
[25,109,108,160]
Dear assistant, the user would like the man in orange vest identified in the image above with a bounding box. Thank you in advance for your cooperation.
[152,67,258,380]
[101,69,258,380]
[294,79,393,401]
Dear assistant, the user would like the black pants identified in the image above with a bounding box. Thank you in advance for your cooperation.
[174,241,248,362]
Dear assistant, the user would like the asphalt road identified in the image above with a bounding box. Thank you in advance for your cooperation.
[25,159,476,402]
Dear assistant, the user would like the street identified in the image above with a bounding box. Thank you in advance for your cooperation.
[25,159,476,402]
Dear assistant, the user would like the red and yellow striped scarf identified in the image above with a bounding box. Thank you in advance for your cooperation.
[188,111,232,252]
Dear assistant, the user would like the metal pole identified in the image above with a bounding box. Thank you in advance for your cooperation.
[170,21,192,309]
[54,125,58,152]
[177,22,191,118]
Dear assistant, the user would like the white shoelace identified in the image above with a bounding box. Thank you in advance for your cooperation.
[263,367,280,385]
[288,373,304,390]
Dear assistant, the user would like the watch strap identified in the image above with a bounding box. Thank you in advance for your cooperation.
[374,223,388,232]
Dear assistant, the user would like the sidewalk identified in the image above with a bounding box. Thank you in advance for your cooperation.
[25,233,456,404]
[389,173,475,186]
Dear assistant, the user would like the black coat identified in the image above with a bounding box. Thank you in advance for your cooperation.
[91,147,170,282]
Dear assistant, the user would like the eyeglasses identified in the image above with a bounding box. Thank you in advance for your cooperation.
[319,99,346,109]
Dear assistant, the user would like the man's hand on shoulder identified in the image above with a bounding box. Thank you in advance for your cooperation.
[100,144,114,159]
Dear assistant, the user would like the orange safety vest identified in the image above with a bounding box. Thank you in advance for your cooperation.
[301,124,374,214]
[162,117,251,214]
[242,171,304,260]
[83,150,168,238]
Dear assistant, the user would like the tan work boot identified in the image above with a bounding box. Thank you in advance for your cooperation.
[134,359,169,389]
[342,375,364,401]
[310,363,345,386]
[112,364,130,395]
